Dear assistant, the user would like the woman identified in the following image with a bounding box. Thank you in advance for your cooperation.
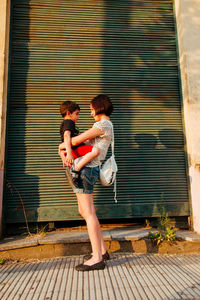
[61,94,114,271]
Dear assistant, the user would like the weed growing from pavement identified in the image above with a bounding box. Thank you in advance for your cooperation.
[148,193,176,246]
[25,224,48,239]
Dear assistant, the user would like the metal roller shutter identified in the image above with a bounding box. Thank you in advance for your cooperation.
[5,0,190,223]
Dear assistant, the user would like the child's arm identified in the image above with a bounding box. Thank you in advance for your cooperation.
[59,149,67,167]
[64,130,74,167]
[58,143,67,167]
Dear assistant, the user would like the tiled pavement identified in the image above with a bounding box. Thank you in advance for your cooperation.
[1,253,200,300]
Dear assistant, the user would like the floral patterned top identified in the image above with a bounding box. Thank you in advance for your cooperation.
[86,119,113,168]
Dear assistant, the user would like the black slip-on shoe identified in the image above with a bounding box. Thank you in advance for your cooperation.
[75,260,106,272]
[83,251,110,261]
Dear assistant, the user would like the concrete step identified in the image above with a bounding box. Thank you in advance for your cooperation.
[0,227,200,260]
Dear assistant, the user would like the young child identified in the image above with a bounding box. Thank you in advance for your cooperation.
[59,100,100,186]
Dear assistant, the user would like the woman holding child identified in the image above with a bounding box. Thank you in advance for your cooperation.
[59,94,114,271]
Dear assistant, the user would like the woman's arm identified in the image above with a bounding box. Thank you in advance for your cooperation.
[71,127,104,146]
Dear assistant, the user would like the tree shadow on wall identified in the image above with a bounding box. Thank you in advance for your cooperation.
[95,0,189,219]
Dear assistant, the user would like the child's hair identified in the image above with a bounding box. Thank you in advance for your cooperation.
[90,94,113,116]
[60,101,80,117]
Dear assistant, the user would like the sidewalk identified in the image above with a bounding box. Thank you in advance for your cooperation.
[1,253,200,299]
[0,227,200,299]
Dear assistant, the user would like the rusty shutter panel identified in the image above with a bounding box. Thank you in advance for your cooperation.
[5,0,190,223]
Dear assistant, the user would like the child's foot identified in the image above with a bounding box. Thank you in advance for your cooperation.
[70,166,80,188]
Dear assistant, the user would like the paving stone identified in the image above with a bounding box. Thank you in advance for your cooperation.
[0,236,38,250]
[102,230,111,239]
[38,231,90,244]
[110,228,157,241]
[175,230,200,241]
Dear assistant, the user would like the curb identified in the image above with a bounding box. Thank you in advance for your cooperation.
[0,228,200,260]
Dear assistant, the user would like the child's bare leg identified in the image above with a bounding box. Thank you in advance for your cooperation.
[74,147,100,172]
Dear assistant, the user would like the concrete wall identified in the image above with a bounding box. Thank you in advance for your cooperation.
[175,0,200,234]
[0,0,10,237]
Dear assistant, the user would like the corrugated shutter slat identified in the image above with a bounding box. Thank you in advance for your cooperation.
[5,0,189,223]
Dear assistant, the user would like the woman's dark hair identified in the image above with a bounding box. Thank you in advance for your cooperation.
[60,101,80,117]
[90,94,113,116]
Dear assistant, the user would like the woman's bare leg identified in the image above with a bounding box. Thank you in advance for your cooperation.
[77,193,106,265]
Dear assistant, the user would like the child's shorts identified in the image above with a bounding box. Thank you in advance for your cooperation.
[73,166,99,194]
[72,145,93,159]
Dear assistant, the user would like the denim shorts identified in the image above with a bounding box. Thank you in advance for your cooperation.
[73,166,99,194]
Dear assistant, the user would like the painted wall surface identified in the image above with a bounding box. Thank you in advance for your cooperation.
[175,0,200,234]
[0,0,10,237]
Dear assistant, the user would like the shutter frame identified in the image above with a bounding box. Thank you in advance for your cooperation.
[5,0,189,223]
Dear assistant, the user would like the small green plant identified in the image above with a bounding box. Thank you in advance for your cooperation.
[25,224,49,239]
[35,224,48,237]
[148,193,176,246]
[148,228,176,246]
[158,207,169,231]
[148,231,163,246]
[164,226,176,242]
[0,258,5,265]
